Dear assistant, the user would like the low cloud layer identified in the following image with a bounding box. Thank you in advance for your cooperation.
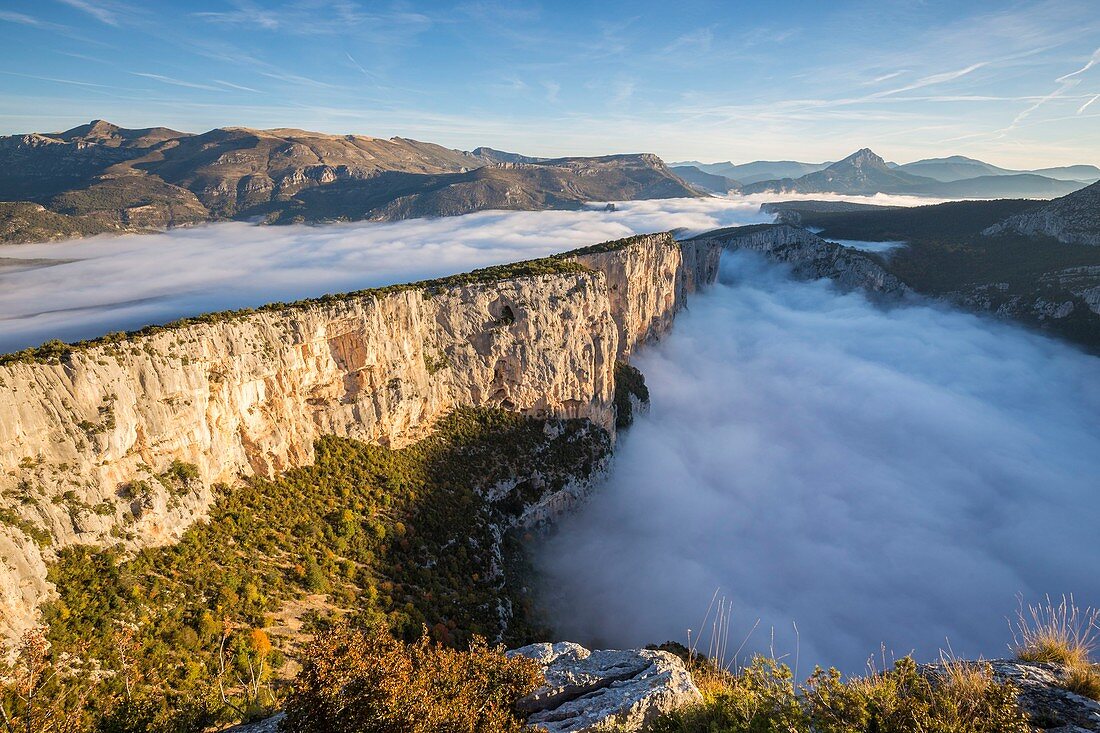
[536,252,1100,673]
[0,199,766,353]
[0,193,938,354]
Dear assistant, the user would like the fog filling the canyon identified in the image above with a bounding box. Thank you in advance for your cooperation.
[7,191,1085,672]
[536,251,1100,673]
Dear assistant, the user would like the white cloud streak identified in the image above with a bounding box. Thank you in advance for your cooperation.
[131,72,229,92]
[56,0,119,26]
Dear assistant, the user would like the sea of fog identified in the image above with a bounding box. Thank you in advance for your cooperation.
[535,251,1100,673]
[0,192,939,353]
[7,192,1094,674]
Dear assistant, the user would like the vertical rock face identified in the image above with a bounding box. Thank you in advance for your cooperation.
[0,234,720,644]
[570,233,722,357]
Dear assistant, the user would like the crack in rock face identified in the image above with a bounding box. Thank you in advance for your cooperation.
[508,642,701,732]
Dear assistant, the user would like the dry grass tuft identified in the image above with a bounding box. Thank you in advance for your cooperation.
[1064,664,1100,701]
[1011,594,1099,668]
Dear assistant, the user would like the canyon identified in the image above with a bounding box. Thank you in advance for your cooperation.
[0,232,721,646]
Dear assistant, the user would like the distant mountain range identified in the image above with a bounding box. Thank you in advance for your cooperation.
[889,155,1100,183]
[0,120,699,243]
[670,165,740,194]
[2,121,1096,244]
[673,160,831,185]
[734,149,1091,199]
[676,151,1097,198]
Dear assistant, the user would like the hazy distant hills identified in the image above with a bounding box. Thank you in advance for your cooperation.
[673,159,831,185]
[739,148,1091,199]
[892,155,1100,184]
[670,165,741,194]
[0,120,699,243]
[680,151,1097,198]
[741,149,928,195]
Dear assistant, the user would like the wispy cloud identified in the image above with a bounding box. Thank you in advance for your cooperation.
[56,0,120,26]
[213,79,262,94]
[257,70,342,90]
[0,70,113,89]
[1002,47,1100,132]
[1056,46,1100,82]
[871,70,907,84]
[132,72,228,93]
[1079,94,1100,115]
[345,52,380,80]
[0,10,47,26]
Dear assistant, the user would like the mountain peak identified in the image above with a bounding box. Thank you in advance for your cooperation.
[57,119,122,141]
[833,148,887,170]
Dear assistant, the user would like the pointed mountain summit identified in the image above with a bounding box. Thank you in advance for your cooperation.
[839,148,888,170]
[743,148,935,195]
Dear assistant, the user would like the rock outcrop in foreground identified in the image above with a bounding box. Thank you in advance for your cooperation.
[509,642,702,733]
[0,232,721,646]
[989,660,1100,732]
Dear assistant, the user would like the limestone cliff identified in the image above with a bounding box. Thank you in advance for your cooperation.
[0,234,719,644]
[568,233,723,357]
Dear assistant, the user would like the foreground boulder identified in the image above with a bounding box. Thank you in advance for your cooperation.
[990,660,1100,732]
[507,642,702,732]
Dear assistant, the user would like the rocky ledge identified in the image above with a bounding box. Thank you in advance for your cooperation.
[508,642,701,733]
[989,660,1100,732]
[691,223,911,297]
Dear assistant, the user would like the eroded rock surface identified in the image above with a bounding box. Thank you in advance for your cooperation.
[990,660,1100,732]
[509,642,702,732]
[693,224,910,296]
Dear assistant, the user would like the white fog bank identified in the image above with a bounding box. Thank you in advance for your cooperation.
[0,199,761,353]
[535,251,1100,673]
[0,192,939,354]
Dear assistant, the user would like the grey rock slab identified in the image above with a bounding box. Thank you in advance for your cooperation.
[509,642,701,732]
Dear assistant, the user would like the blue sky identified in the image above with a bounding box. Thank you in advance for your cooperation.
[0,0,1097,167]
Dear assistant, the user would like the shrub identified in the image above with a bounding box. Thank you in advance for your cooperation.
[613,361,649,429]
[651,655,806,733]
[282,626,542,733]
[652,654,1030,733]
